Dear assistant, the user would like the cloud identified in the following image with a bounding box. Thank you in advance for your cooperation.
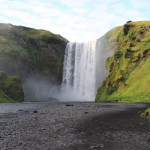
[0,0,149,42]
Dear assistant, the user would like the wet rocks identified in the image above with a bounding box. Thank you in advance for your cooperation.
[66,104,74,107]
[33,110,38,113]
[90,144,104,149]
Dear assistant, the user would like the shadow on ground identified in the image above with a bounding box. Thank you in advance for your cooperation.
[64,104,150,150]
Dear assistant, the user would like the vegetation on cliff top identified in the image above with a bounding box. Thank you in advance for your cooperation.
[0,23,68,102]
[96,21,150,102]
[0,23,68,81]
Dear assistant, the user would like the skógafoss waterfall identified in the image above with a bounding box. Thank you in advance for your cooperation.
[62,39,113,101]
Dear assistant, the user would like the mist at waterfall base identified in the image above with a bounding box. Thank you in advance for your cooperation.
[58,38,114,102]
[0,38,113,102]
[22,38,113,102]
[23,74,60,102]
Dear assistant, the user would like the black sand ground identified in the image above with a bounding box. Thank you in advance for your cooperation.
[0,102,150,150]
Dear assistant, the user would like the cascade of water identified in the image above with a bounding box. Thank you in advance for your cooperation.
[61,39,113,101]
[62,41,97,101]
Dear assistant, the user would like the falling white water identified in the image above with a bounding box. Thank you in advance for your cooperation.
[61,39,114,101]
[62,41,97,101]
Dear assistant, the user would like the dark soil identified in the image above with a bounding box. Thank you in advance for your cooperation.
[0,102,150,150]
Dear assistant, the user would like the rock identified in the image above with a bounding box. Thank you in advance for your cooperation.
[33,110,38,113]
[90,144,104,149]
[66,104,73,107]
[18,109,23,112]
[126,20,132,23]
[143,49,150,57]
[42,128,46,130]
[146,112,149,116]
[147,135,150,142]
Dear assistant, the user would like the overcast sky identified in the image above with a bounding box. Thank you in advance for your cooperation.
[0,0,150,42]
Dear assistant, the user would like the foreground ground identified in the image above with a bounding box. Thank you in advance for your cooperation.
[0,102,150,150]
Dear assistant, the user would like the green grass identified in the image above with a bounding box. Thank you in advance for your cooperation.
[0,89,13,102]
[0,23,68,81]
[96,21,150,102]
[0,71,24,102]
[0,23,68,102]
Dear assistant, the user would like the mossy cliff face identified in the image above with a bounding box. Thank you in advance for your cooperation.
[96,21,150,102]
[0,23,68,102]
[0,23,68,81]
[0,71,24,102]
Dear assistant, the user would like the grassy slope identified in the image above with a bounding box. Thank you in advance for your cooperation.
[96,21,150,102]
[0,23,68,81]
[0,23,68,102]
[0,90,13,102]
[0,71,24,102]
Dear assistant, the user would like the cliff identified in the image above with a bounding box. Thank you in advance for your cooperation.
[96,21,150,102]
[0,23,68,102]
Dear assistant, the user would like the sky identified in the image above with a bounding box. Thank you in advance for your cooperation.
[0,0,150,42]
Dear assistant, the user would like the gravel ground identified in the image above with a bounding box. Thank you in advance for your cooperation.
[0,102,150,150]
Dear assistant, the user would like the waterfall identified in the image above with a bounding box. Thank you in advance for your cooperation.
[61,39,113,101]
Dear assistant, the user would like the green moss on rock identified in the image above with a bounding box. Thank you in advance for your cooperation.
[96,21,150,102]
[0,23,68,102]
[0,23,68,83]
[0,71,24,102]
[141,108,150,121]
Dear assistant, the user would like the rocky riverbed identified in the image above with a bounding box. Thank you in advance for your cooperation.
[0,102,150,150]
